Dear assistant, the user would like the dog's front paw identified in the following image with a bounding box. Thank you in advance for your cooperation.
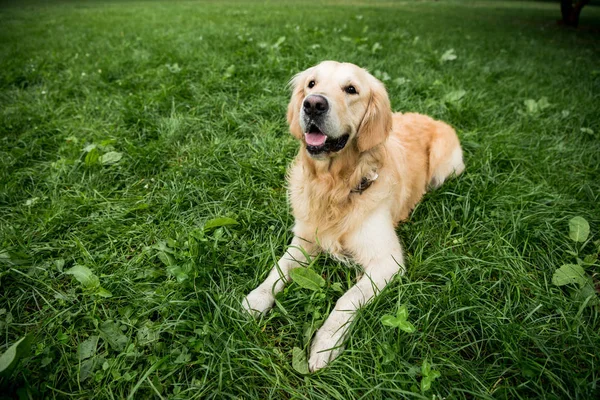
[308,328,345,372]
[242,286,275,318]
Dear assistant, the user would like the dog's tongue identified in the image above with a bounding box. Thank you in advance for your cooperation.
[305,132,327,146]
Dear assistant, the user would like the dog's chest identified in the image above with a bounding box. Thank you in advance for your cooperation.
[288,178,371,258]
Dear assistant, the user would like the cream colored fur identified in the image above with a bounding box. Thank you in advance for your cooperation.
[243,61,464,371]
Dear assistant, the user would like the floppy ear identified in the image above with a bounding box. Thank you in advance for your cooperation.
[356,78,393,153]
[286,71,307,140]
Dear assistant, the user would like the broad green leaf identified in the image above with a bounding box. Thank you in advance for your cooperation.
[85,147,100,166]
[537,96,550,110]
[0,335,33,376]
[398,320,416,333]
[396,305,409,320]
[420,360,441,393]
[223,64,236,79]
[157,251,176,266]
[100,151,123,165]
[572,281,600,306]
[77,336,99,361]
[292,346,309,374]
[167,265,189,283]
[440,49,457,62]
[137,321,159,346]
[331,282,343,293]
[552,264,587,287]
[524,99,538,114]
[380,343,395,364]
[203,217,238,232]
[96,287,113,298]
[165,63,181,74]
[99,321,128,352]
[65,265,99,289]
[583,254,597,265]
[569,216,590,243]
[79,358,96,382]
[421,375,433,392]
[381,305,414,331]
[421,369,441,392]
[381,314,400,327]
[444,89,466,103]
[289,268,325,291]
[580,127,594,135]
[421,359,431,376]
[174,347,191,364]
[272,36,286,48]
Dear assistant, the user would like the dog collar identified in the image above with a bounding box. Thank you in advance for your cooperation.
[351,170,378,195]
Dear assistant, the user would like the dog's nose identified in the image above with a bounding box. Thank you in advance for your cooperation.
[303,95,329,117]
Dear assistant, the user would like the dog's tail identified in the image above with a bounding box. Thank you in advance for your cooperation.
[427,121,465,189]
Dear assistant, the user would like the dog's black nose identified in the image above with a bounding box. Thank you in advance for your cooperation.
[303,95,329,117]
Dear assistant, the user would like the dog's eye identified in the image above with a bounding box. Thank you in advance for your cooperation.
[308,80,316,89]
[345,85,358,95]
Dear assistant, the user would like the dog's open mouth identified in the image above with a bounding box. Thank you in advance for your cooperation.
[305,124,349,155]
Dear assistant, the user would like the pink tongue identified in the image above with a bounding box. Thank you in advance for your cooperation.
[305,132,327,146]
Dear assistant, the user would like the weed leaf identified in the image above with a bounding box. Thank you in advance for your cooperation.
[397,305,408,320]
[524,97,551,114]
[441,49,457,62]
[524,99,538,113]
[158,251,176,266]
[77,336,99,361]
[272,36,286,48]
[167,265,189,283]
[421,360,441,393]
[573,281,600,306]
[421,370,441,392]
[569,216,590,242]
[445,89,466,103]
[381,314,400,327]
[290,268,325,291]
[537,96,550,110]
[422,359,431,376]
[65,265,99,289]
[0,335,33,376]
[204,217,238,232]
[99,321,128,352]
[399,320,416,333]
[552,264,587,287]
[85,147,100,166]
[96,287,113,298]
[381,305,415,332]
[100,151,123,165]
[223,64,236,79]
[292,347,309,374]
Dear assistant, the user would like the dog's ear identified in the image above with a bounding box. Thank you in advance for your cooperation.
[286,71,307,140]
[356,78,392,153]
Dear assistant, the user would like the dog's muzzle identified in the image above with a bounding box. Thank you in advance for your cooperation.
[302,95,349,156]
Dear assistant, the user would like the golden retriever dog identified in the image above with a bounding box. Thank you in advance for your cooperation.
[243,61,464,371]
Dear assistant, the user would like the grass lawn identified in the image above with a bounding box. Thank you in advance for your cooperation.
[1,0,600,398]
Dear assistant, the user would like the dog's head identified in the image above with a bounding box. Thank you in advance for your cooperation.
[287,61,392,159]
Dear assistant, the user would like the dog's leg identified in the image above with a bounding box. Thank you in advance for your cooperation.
[308,209,404,371]
[243,236,318,317]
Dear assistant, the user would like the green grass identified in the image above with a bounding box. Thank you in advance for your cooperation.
[1,0,599,398]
